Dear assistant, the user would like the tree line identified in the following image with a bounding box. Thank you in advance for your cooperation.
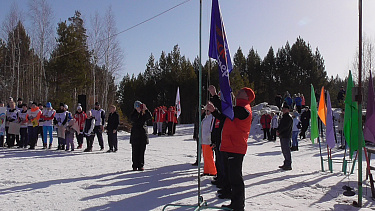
[0,1,121,112]
[117,37,347,124]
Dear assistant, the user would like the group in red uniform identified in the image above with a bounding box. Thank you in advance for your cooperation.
[152,106,178,136]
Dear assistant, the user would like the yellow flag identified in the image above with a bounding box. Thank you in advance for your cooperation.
[32,119,38,127]
[318,86,327,125]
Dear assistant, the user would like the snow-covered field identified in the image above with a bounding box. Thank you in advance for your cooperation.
[1,105,375,210]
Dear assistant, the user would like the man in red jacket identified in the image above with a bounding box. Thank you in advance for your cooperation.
[260,112,271,140]
[207,87,255,211]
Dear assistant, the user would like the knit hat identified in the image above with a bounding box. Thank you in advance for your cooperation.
[95,102,100,106]
[134,101,142,109]
[46,102,52,108]
[64,104,68,110]
[77,106,82,111]
[241,87,255,103]
[60,103,64,107]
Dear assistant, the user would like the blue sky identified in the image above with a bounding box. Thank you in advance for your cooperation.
[1,0,375,81]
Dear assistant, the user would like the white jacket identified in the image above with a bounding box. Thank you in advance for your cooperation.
[271,115,279,129]
[201,114,214,145]
[292,116,300,132]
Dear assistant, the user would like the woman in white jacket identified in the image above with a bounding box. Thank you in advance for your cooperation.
[201,109,217,176]
[270,112,279,141]
[291,111,300,151]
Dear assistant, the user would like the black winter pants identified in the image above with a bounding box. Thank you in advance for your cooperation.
[132,143,146,169]
[107,131,118,151]
[280,137,292,167]
[222,152,245,210]
[93,126,104,148]
[263,128,270,140]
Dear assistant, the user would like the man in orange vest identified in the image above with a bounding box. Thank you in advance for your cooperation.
[207,87,255,211]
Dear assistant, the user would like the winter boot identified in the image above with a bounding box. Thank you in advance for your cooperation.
[42,143,47,149]
[49,143,52,149]
[56,144,61,150]
[77,144,82,149]
[61,145,65,150]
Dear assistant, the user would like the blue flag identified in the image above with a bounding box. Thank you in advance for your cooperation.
[208,0,234,120]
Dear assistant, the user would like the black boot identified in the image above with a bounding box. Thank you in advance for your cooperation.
[48,143,52,149]
[56,144,61,150]
[42,143,47,149]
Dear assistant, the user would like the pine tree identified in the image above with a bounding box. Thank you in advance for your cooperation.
[47,11,91,108]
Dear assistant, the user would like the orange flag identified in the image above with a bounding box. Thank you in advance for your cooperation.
[318,86,327,125]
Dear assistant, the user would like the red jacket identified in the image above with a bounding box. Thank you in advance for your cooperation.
[220,99,253,155]
[260,114,271,129]
[74,111,87,131]
[155,107,165,122]
[167,109,177,123]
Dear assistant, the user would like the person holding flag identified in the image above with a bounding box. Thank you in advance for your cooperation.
[208,0,253,209]
[207,87,255,211]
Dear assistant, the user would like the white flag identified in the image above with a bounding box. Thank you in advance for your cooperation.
[175,87,181,118]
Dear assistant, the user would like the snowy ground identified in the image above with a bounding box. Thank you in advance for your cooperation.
[1,109,375,210]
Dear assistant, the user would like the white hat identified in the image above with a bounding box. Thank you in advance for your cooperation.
[77,106,82,111]
[64,104,69,110]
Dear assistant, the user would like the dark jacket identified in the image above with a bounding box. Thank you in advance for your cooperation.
[277,112,293,138]
[210,95,224,145]
[301,110,311,127]
[107,111,120,132]
[130,109,152,145]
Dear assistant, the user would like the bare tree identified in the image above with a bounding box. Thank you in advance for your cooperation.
[1,2,23,100]
[88,10,104,108]
[102,6,123,110]
[28,0,54,102]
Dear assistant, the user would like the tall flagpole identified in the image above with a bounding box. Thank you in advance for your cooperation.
[357,0,363,207]
[197,0,203,205]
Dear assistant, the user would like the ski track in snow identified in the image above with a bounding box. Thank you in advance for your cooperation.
[0,107,374,210]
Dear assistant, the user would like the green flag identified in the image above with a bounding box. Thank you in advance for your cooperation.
[343,71,361,158]
[310,84,319,144]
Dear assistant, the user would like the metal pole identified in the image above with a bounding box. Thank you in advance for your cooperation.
[197,0,203,205]
[357,0,363,207]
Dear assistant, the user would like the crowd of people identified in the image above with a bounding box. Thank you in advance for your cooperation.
[0,97,119,153]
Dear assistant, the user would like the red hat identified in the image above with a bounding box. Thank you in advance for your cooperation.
[241,87,255,103]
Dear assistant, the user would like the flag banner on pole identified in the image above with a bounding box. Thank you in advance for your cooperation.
[364,71,375,143]
[310,84,319,144]
[208,0,234,120]
[326,91,335,149]
[344,70,362,158]
[175,87,181,119]
[318,86,327,125]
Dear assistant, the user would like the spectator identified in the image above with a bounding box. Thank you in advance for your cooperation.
[300,106,310,139]
[260,111,271,140]
[291,111,300,151]
[277,104,293,170]
[270,112,279,141]
[91,102,105,151]
[130,101,152,171]
[74,106,87,149]
[41,102,56,149]
[106,105,119,153]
